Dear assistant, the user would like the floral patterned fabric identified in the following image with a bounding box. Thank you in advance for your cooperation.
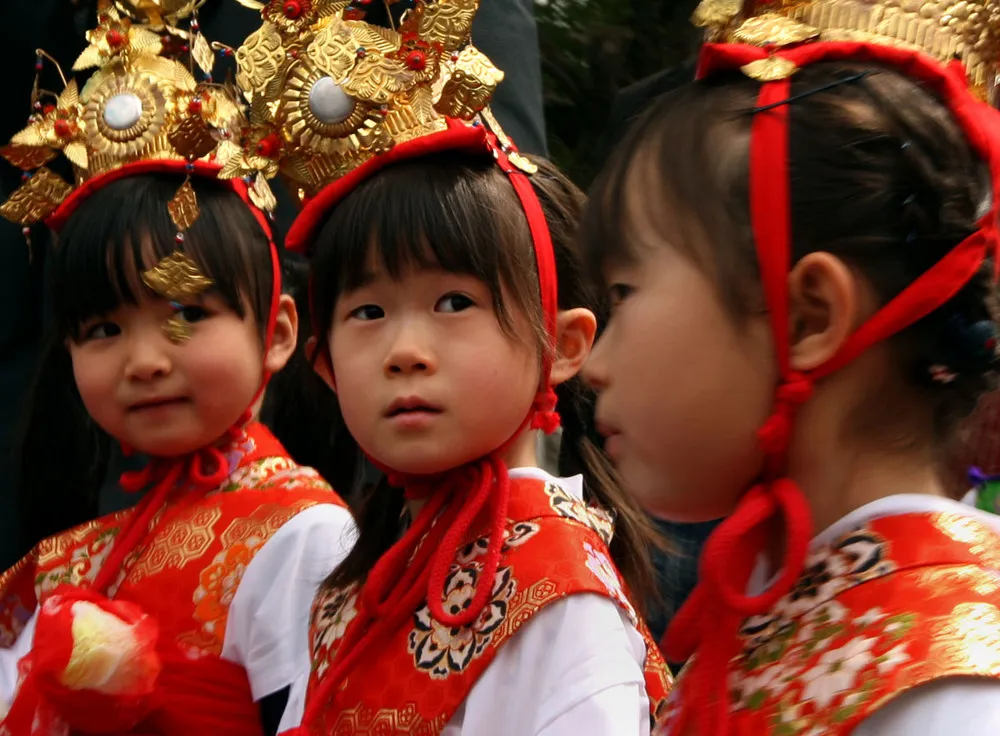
[307,478,673,735]
[655,511,1000,735]
[0,423,347,718]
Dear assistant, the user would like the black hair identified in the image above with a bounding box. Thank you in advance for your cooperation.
[52,175,272,340]
[310,152,662,612]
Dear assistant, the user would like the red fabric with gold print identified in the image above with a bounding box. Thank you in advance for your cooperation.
[656,511,1000,735]
[302,477,671,735]
[0,422,347,735]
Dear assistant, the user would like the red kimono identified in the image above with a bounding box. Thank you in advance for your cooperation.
[304,476,672,734]
[0,422,349,734]
[656,507,1000,734]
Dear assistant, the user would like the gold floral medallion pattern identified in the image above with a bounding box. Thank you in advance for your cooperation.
[408,563,517,679]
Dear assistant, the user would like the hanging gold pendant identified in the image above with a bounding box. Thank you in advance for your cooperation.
[163,314,194,343]
[141,250,213,300]
[167,180,200,232]
[742,56,799,82]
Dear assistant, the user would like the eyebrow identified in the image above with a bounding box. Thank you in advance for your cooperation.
[342,268,379,293]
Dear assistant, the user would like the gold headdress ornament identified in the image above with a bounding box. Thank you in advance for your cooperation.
[0,0,261,342]
[229,0,532,214]
[693,0,1000,98]
[0,0,249,236]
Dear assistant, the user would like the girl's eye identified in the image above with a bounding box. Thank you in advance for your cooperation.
[82,322,121,341]
[435,293,475,313]
[608,283,634,311]
[349,304,385,321]
[174,304,209,323]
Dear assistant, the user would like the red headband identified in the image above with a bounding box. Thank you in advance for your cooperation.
[662,42,1000,735]
[291,119,562,732]
[48,158,284,597]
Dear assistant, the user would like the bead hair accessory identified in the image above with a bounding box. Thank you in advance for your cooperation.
[657,2,1000,735]
[0,1,245,244]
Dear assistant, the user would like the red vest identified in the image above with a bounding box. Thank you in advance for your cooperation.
[0,423,348,735]
[305,477,672,734]
[656,510,1000,734]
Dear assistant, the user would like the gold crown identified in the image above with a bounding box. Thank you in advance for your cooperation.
[0,3,254,229]
[694,0,1000,100]
[228,0,525,203]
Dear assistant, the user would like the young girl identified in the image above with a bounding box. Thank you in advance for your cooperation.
[232,1,671,732]
[0,8,353,735]
[583,1,1000,734]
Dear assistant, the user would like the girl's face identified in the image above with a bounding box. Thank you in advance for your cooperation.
[323,263,540,475]
[69,291,269,458]
[583,199,777,523]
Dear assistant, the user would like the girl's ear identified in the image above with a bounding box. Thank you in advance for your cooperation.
[549,308,598,387]
[263,294,299,374]
[787,252,863,371]
[306,335,337,393]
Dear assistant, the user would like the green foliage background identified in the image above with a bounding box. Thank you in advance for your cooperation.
[535,0,704,187]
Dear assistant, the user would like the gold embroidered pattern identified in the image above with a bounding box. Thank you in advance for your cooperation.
[542,482,615,545]
[331,703,448,736]
[934,513,1000,569]
[125,506,221,584]
[927,602,1000,675]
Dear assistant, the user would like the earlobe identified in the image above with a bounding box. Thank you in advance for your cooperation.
[307,335,337,392]
[787,253,860,372]
[263,294,299,374]
[549,308,598,387]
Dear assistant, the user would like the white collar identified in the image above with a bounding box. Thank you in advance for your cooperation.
[508,466,584,501]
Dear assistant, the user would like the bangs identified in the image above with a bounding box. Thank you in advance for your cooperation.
[51,175,273,339]
[582,74,758,300]
[312,152,541,340]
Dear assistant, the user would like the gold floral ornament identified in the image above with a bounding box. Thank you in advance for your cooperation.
[6,79,87,170]
[73,6,163,71]
[232,0,525,204]
[699,0,1000,103]
[0,6,248,235]
[111,0,206,28]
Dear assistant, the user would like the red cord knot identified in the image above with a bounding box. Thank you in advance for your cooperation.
[756,373,813,456]
[529,387,561,434]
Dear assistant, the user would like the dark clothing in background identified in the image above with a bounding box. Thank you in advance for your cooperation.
[0,0,548,567]
[647,518,717,672]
